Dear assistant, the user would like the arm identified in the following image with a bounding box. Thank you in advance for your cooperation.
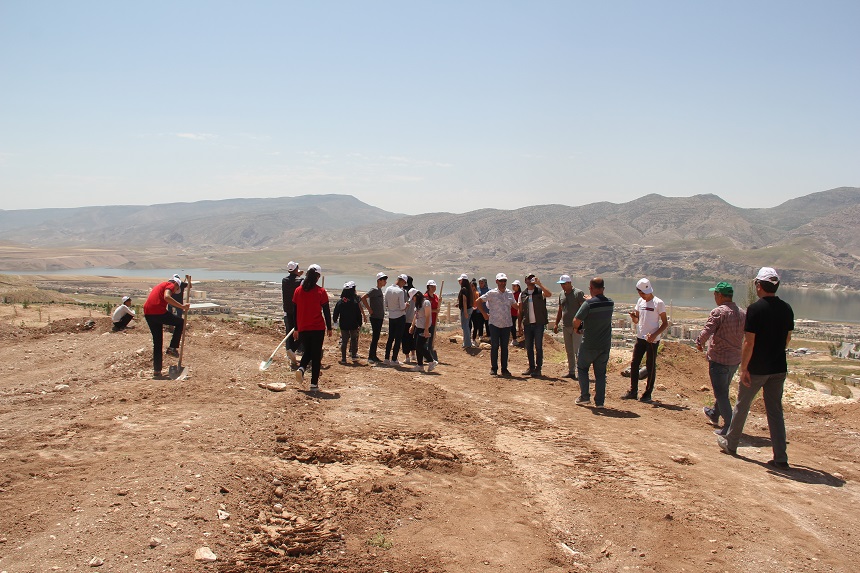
[739,332,755,387]
[360,292,370,314]
[573,317,583,334]
[322,299,333,337]
[535,278,551,298]
[164,289,189,311]
[424,305,432,336]
[646,312,669,343]
[553,297,563,334]
[696,309,719,351]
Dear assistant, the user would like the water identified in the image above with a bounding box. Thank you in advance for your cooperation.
[5,268,859,323]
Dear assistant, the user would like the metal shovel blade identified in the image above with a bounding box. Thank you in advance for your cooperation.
[168,364,188,380]
[259,359,273,371]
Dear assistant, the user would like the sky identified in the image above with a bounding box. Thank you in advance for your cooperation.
[1,1,858,215]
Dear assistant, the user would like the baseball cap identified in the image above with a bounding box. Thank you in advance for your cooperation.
[376,271,388,280]
[709,281,734,296]
[496,273,508,281]
[636,278,653,294]
[122,295,131,304]
[458,273,469,280]
[343,281,356,289]
[479,277,487,282]
[557,274,572,284]
[407,288,419,298]
[169,276,181,288]
[755,267,780,284]
[308,264,321,273]
[397,274,409,281]
[287,261,299,272]
[426,279,437,287]
[512,280,521,286]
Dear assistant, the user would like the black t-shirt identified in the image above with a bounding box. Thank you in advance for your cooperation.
[458,286,473,310]
[745,296,794,375]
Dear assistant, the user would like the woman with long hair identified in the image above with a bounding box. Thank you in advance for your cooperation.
[510,279,522,346]
[457,274,474,348]
[333,281,364,363]
[291,264,333,391]
[409,288,438,372]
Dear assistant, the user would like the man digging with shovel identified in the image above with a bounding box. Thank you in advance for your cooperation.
[144,275,191,380]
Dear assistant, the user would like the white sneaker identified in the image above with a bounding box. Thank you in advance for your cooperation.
[410,365,424,372]
[427,360,438,372]
[389,360,401,366]
[294,367,304,383]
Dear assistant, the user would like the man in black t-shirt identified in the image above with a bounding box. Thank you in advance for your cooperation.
[717,267,794,469]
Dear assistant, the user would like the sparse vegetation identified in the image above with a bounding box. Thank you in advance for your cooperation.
[367,532,392,550]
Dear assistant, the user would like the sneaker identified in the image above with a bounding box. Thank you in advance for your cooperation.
[309,384,319,392]
[384,359,392,365]
[501,369,512,377]
[639,395,653,403]
[410,365,424,372]
[532,369,542,378]
[339,359,348,364]
[522,369,534,376]
[286,349,297,362]
[427,360,438,372]
[165,347,179,357]
[153,371,169,380]
[351,354,360,360]
[594,404,605,409]
[620,391,638,400]
[702,406,720,426]
[716,435,736,455]
[368,359,379,366]
[405,355,413,364]
[767,459,790,470]
[490,369,498,376]
[714,429,727,436]
[295,367,305,383]
[575,397,591,406]
[389,359,401,366]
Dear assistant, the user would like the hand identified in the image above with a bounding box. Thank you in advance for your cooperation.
[326,329,333,338]
[409,325,415,334]
[292,330,299,340]
[182,303,191,312]
[696,342,703,352]
[740,369,752,387]
[553,324,559,334]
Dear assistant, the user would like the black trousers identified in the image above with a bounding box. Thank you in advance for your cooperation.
[145,313,184,373]
[368,317,383,361]
[298,330,325,385]
[630,337,658,397]
[385,316,406,361]
[112,314,134,331]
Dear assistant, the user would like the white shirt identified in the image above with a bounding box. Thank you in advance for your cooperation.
[525,288,536,324]
[384,285,406,319]
[112,304,135,322]
[635,296,666,341]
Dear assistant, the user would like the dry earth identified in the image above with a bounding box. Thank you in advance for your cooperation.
[1,304,859,573]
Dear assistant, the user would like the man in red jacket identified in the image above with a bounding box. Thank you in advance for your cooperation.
[144,275,190,379]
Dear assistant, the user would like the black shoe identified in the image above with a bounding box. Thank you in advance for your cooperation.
[165,347,179,357]
[532,369,542,378]
[767,459,790,469]
[639,395,653,403]
[620,391,637,400]
[153,371,169,380]
[521,369,533,376]
[490,369,498,376]
[501,369,512,377]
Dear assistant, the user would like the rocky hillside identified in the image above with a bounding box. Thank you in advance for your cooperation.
[1,188,858,286]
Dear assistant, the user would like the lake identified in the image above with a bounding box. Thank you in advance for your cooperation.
[5,267,860,323]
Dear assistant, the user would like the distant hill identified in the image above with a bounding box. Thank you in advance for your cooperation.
[1,188,858,287]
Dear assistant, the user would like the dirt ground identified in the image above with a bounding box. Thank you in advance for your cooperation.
[1,304,859,573]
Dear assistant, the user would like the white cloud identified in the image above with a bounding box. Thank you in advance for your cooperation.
[176,133,217,141]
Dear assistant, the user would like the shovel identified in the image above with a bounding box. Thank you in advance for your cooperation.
[169,275,192,381]
[260,328,295,371]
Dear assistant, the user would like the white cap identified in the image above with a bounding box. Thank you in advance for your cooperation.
[169,276,181,287]
[755,267,780,284]
[308,264,321,273]
[557,274,572,284]
[122,295,131,304]
[343,281,355,289]
[397,274,409,282]
[426,279,437,287]
[376,271,388,280]
[636,278,653,294]
[458,273,469,280]
[495,273,508,281]
[407,288,419,298]
[479,277,487,282]
[287,261,299,272]
[512,280,521,286]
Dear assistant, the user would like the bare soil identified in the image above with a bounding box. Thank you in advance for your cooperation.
[1,305,858,573]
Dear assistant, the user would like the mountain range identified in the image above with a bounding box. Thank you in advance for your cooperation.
[1,188,858,287]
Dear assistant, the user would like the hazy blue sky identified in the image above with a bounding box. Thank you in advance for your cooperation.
[1,1,858,214]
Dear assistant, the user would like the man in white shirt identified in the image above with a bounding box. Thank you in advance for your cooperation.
[623,278,668,402]
[112,296,136,332]
[384,274,408,365]
[477,273,518,377]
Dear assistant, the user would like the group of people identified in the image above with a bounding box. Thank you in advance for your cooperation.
[129,263,794,468]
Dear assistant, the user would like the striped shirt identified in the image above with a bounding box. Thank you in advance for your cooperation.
[696,302,746,366]
[574,294,615,353]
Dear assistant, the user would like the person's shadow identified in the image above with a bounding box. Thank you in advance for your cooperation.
[642,400,689,412]
[738,456,846,487]
[589,407,640,419]
[299,389,340,400]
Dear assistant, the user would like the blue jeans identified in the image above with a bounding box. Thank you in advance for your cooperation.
[460,309,473,347]
[488,324,510,372]
[577,347,609,406]
[709,361,738,434]
[724,372,788,464]
[523,322,545,371]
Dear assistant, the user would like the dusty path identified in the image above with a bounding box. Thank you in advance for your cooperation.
[0,308,858,572]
